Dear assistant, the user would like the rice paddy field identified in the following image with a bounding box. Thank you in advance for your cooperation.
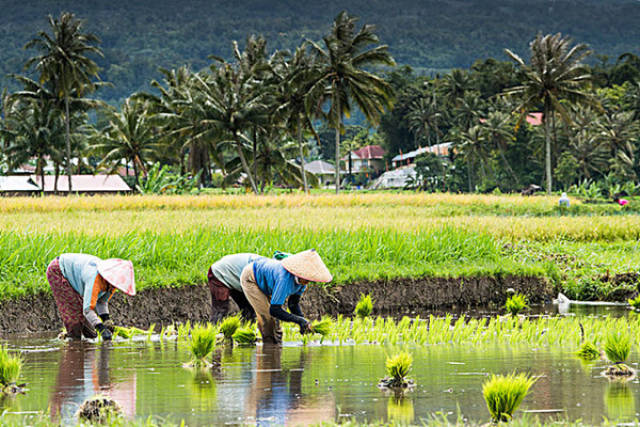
[0,193,637,300]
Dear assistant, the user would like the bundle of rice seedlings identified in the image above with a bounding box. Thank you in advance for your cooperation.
[76,395,123,424]
[379,351,414,389]
[219,315,241,340]
[576,341,600,361]
[604,332,634,377]
[628,295,640,311]
[482,373,536,423]
[504,293,528,316]
[188,324,217,367]
[232,327,257,346]
[113,325,154,340]
[0,344,22,387]
[355,294,373,318]
[311,318,333,342]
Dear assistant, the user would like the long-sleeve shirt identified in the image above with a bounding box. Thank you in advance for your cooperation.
[252,258,306,306]
[59,253,114,327]
[210,253,265,291]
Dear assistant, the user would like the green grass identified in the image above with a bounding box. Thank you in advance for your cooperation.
[482,373,537,423]
[604,332,631,364]
[504,293,529,315]
[0,344,22,386]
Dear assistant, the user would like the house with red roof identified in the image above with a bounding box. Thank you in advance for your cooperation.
[341,145,386,174]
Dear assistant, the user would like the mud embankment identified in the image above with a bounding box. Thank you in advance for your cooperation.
[0,275,552,334]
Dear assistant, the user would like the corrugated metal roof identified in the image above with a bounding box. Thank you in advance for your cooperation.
[392,143,452,162]
[0,176,41,192]
[304,160,335,175]
[31,175,131,192]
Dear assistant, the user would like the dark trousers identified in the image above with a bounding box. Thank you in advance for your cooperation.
[208,268,256,323]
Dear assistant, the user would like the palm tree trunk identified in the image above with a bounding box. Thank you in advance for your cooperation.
[38,156,45,195]
[133,157,139,189]
[252,127,259,194]
[298,116,308,194]
[498,148,519,185]
[544,103,552,194]
[234,134,259,194]
[467,158,473,192]
[54,163,60,192]
[64,94,73,193]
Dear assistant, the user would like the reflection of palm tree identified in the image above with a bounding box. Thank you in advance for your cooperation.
[504,33,595,194]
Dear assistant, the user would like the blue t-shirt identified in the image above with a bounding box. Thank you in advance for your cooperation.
[252,258,306,305]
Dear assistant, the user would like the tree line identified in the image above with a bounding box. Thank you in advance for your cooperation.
[1,11,639,194]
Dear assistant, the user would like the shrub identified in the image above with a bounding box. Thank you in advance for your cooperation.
[385,351,413,383]
[219,315,241,340]
[355,294,373,318]
[504,293,528,315]
[482,372,536,423]
[576,341,600,361]
[189,324,216,366]
[0,344,22,386]
[604,332,631,364]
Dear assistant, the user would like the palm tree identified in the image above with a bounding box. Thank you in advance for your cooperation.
[504,33,595,193]
[307,11,395,193]
[24,12,104,192]
[455,125,489,192]
[408,95,442,147]
[441,69,470,107]
[91,98,160,186]
[480,110,518,184]
[597,110,640,181]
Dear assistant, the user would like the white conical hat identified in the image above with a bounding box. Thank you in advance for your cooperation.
[97,259,136,296]
[281,249,332,283]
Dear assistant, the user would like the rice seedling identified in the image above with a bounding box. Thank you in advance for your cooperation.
[504,293,528,316]
[576,341,600,361]
[379,351,414,389]
[311,318,333,344]
[232,327,257,346]
[76,395,123,424]
[188,324,217,367]
[113,325,154,340]
[603,331,634,377]
[355,294,374,318]
[219,315,241,340]
[0,345,22,391]
[628,295,640,310]
[482,373,537,423]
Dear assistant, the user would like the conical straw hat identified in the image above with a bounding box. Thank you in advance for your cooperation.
[281,249,332,283]
[97,259,136,296]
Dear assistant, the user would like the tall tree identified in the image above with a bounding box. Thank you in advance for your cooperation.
[504,33,594,193]
[308,11,395,193]
[24,12,103,192]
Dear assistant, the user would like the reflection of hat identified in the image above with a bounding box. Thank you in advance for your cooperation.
[97,259,136,296]
[281,249,332,283]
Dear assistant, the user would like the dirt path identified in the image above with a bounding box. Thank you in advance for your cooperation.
[0,275,552,334]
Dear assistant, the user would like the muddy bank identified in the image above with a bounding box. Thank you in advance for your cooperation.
[0,275,551,334]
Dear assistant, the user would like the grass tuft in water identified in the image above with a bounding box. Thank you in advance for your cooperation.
[576,341,600,361]
[189,324,217,367]
[232,327,257,346]
[604,332,631,364]
[219,315,242,340]
[355,294,373,318]
[482,372,536,423]
[312,318,333,337]
[504,293,528,315]
[0,344,22,386]
[386,351,413,383]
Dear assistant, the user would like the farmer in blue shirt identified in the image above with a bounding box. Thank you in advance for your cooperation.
[240,249,332,344]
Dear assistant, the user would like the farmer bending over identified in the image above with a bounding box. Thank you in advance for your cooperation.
[46,253,136,340]
[240,249,332,344]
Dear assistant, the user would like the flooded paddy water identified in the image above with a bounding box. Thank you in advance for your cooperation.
[1,305,638,426]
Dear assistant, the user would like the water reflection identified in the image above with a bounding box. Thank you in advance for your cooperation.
[387,396,414,424]
[604,381,636,422]
[49,342,136,423]
[246,345,336,426]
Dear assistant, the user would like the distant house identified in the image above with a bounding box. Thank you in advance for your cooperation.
[391,142,452,169]
[341,145,386,174]
[0,174,131,195]
[304,160,336,187]
[370,166,417,189]
[479,112,543,127]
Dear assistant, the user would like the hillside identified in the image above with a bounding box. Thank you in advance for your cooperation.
[1,0,639,104]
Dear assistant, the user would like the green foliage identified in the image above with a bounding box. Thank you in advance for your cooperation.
[137,164,201,195]
[385,351,413,382]
[482,373,537,423]
[232,327,257,346]
[219,315,241,340]
[0,345,22,386]
[189,324,216,365]
[504,294,528,316]
[628,295,640,310]
[311,318,333,337]
[576,341,600,361]
[355,294,374,318]
[604,331,631,364]
[555,153,580,190]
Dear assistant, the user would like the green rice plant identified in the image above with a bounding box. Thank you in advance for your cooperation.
[355,294,373,318]
[312,318,333,337]
[189,324,217,367]
[482,372,537,423]
[504,293,528,316]
[604,331,631,364]
[0,345,22,386]
[232,327,257,346]
[385,351,413,383]
[628,295,640,310]
[219,315,241,340]
[576,341,600,361]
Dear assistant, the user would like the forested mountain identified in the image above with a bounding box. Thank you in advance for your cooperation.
[1,0,638,104]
